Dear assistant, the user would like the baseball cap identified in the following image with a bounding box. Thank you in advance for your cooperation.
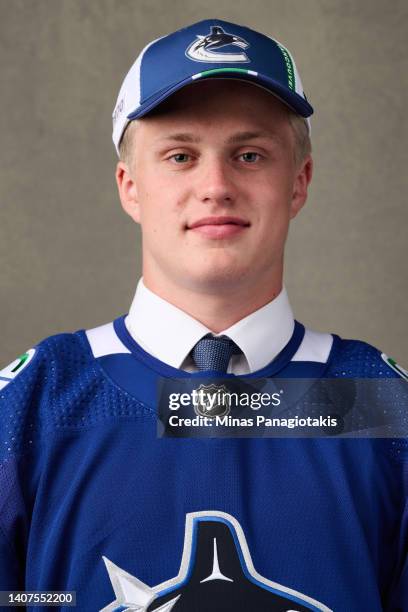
[112,19,313,155]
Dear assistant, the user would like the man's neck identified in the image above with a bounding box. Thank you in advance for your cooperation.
[142,273,283,333]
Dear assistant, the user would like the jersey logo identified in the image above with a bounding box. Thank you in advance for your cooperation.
[381,353,408,382]
[185,26,250,63]
[100,510,331,611]
[0,348,36,391]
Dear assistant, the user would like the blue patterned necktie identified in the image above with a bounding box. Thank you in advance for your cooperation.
[192,334,241,373]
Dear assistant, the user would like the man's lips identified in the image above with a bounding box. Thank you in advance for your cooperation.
[187,216,250,239]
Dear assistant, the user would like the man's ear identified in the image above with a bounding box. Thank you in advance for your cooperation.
[115,161,141,223]
[290,154,313,219]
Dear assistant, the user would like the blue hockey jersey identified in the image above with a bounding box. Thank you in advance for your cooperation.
[0,316,407,611]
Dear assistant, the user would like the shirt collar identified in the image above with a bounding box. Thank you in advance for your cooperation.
[126,278,295,373]
[221,289,294,372]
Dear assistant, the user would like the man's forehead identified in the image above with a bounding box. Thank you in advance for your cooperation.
[134,83,292,142]
[153,129,286,145]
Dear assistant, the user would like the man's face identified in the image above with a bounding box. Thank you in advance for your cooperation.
[116,80,312,296]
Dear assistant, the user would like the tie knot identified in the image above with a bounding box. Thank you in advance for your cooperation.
[192,334,241,373]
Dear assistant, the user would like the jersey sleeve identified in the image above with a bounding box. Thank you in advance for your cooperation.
[0,344,45,592]
[386,492,408,609]
[0,448,30,593]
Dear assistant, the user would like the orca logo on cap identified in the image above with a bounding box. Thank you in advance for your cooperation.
[100,510,331,611]
[186,25,250,63]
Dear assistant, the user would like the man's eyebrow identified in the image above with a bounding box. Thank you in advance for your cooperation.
[226,130,282,144]
[157,133,201,143]
[157,131,282,144]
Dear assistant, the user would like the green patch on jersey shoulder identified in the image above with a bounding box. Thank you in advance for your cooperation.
[0,348,36,391]
[381,353,408,382]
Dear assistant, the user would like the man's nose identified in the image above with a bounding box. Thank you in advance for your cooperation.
[195,156,238,205]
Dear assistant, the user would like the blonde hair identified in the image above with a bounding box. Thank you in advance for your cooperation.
[288,112,312,166]
[118,120,138,167]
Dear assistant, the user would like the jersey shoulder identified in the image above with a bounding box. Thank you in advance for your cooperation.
[0,328,95,462]
[327,334,407,380]
[0,329,91,393]
[0,320,149,464]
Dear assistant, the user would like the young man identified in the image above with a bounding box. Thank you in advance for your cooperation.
[0,19,407,612]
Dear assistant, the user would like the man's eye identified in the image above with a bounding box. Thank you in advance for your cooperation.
[170,153,191,163]
[240,152,261,163]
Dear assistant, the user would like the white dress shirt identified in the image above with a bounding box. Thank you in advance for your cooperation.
[125,279,295,374]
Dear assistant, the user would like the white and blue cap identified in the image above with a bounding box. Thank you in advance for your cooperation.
[112,19,313,155]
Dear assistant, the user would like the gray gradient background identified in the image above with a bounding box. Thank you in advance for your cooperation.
[1,0,407,365]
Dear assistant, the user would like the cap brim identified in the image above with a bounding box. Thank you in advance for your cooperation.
[127,70,313,121]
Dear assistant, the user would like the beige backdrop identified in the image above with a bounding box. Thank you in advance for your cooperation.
[1,0,407,365]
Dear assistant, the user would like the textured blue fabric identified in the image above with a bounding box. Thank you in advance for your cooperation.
[191,334,241,372]
[0,321,407,611]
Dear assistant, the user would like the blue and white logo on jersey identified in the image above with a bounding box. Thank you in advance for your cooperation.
[381,353,408,382]
[186,26,250,63]
[0,348,36,391]
[100,510,331,611]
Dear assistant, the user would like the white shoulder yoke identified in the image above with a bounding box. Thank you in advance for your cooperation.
[292,328,333,363]
[85,322,130,358]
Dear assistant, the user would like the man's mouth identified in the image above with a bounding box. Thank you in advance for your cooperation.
[187,216,250,239]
